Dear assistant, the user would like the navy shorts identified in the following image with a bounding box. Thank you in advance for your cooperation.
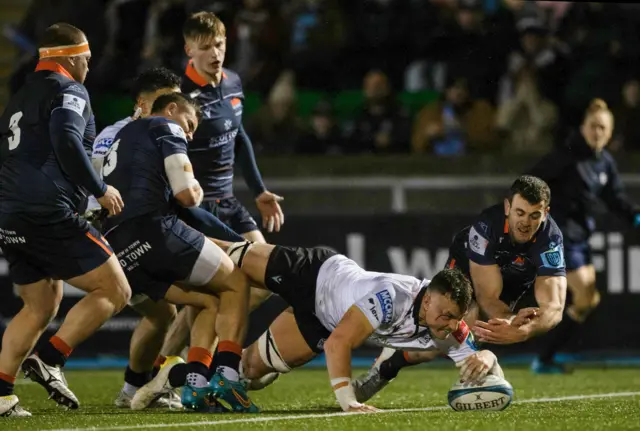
[0,211,112,285]
[105,214,205,301]
[563,240,592,271]
[201,197,258,235]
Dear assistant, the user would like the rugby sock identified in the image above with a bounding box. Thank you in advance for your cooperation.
[185,347,213,388]
[206,346,219,380]
[151,355,166,378]
[215,340,242,382]
[123,366,150,396]
[379,351,413,381]
[168,363,188,388]
[38,336,73,367]
[538,313,581,364]
[0,372,16,396]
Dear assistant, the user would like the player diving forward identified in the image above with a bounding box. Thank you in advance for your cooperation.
[352,175,568,402]
[101,92,258,413]
[138,242,504,413]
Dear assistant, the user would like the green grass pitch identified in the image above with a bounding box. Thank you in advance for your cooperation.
[4,367,640,430]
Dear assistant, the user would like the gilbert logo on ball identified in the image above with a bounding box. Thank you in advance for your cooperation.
[447,375,514,412]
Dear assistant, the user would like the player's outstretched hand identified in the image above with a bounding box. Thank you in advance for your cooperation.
[473,319,529,345]
[457,350,496,384]
[97,185,124,216]
[347,403,380,413]
[256,190,284,233]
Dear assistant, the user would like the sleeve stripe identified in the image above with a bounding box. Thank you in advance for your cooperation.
[51,106,86,123]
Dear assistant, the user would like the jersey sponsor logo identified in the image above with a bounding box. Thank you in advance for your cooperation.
[208,129,238,147]
[66,84,84,94]
[469,226,489,256]
[453,320,470,344]
[167,123,187,140]
[61,93,86,116]
[375,289,394,325]
[93,138,114,156]
[540,242,565,269]
[512,256,525,266]
[367,298,380,321]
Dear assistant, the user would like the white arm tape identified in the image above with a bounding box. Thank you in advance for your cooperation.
[164,153,200,196]
[331,378,362,411]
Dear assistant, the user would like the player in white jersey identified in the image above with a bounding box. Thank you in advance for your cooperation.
[138,241,504,413]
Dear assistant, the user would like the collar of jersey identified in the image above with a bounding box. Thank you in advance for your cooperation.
[411,282,429,332]
[35,61,74,80]
[185,60,227,88]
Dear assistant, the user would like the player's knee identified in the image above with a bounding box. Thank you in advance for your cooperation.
[103,277,132,313]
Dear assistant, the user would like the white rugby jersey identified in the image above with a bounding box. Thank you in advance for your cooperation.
[86,117,133,211]
[315,255,477,364]
[92,116,134,174]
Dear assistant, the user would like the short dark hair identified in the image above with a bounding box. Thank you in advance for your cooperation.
[509,175,551,206]
[428,268,473,313]
[39,23,86,48]
[151,93,201,119]
[183,11,226,42]
[131,67,181,101]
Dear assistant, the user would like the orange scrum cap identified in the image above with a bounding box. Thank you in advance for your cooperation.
[38,42,91,59]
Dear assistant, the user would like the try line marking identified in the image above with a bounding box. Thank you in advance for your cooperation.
[47,391,640,431]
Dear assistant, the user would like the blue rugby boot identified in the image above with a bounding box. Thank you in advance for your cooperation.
[209,372,260,413]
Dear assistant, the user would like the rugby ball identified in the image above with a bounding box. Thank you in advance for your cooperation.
[447,375,513,411]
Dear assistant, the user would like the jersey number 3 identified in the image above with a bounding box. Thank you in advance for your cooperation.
[102,138,120,177]
[8,111,23,150]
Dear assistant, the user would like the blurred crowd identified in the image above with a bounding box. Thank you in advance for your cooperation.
[7,0,640,156]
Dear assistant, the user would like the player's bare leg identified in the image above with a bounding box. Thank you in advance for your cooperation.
[534,264,598,374]
[242,308,318,389]
[241,230,274,307]
[0,279,62,417]
[21,255,130,410]
[114,299,179,409]
[352,303,481,402]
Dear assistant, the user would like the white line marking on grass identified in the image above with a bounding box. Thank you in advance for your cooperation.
[47,391,640,431]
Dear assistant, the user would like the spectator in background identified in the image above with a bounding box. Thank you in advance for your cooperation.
[496,66,558,155]
[405,0,509,100]
[412,76,496,156]
[228,0,287,95]
[611,78,640,152]
[296,100,344,155]
[344,70,411,154]
[248,71,305,155]
[498,18,569,118]
[283,0,346,90]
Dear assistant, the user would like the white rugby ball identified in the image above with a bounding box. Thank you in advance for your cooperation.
[447,374,513,412]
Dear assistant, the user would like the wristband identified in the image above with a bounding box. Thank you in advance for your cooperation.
[331,377,362,411]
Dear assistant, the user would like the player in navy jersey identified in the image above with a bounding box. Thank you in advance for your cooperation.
[528,99,640,373]
[101,92,257,413]
[180,12,284,247]
[0,23,131,417]
[351,176,568,402]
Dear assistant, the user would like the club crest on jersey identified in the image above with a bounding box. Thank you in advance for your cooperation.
[375,290,394,325]
[540,243,564,269]
[231,97,242,109]
[167,123,186,140]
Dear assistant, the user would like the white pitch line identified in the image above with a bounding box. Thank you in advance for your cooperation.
[46,391,640,431]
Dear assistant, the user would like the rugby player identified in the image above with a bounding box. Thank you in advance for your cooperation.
[528,99,640,373]
[90,68,274,408]
[180,12,284,244]
[351,175,567,402]
[101,92,257,413]
[140,241,505,413]
[0,23,131,416]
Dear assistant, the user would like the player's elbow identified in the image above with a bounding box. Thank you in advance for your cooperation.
[174,186,203,208]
